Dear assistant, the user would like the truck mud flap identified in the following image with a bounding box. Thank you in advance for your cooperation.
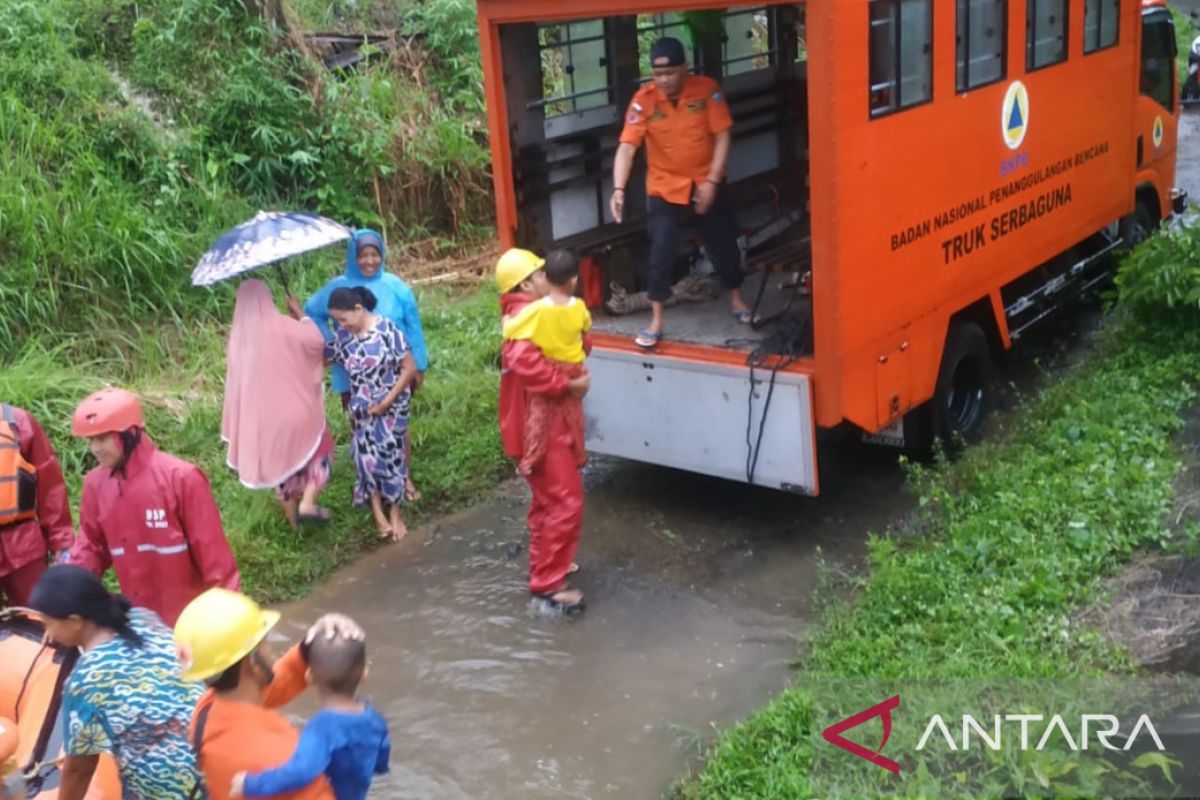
[583,349,818,494]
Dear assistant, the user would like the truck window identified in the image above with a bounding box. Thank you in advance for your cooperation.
[1083,0,1119,53]
[539,20,612,118]
[1026,0,1067,70]
[723,7,774,76]
[956,0,1006,92]
[1140,11,1175,111]
[868,0,933,117]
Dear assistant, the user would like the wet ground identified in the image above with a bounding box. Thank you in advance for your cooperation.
[269,110,1200,800]
[277,440,900,800]
[1177,110,1200,205]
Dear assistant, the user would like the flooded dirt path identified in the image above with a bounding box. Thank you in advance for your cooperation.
[269,110,1200,800]
[276,441,903,800]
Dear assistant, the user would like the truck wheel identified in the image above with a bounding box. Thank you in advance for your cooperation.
[1121,201,1156,248]
[905,321,993,459]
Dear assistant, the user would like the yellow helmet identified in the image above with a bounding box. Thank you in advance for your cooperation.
[173,588,281,682]
[494,248,545,293]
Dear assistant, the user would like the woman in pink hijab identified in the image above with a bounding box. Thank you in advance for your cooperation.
[222,279,335,528]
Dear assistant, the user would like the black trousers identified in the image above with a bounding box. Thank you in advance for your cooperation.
[645,193,744,303]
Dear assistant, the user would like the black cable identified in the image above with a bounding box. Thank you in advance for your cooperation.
[744,313,811,485]
[12,641,49,724]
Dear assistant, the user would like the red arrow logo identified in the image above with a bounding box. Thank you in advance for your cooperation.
[821,695,902,775]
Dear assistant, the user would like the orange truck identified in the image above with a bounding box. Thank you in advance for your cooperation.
[476,0,1187,492]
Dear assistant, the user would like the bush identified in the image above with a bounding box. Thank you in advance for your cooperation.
[104,0,492,234]
[1113,222,1200,322]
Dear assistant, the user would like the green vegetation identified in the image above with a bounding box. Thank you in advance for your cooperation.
[0,0,502,601]
[285,0,406,31]
[1173,3,1198,83]
[2,0,490,353]
[677,231,1200,798]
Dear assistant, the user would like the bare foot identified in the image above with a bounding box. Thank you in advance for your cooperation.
[388,505,408,542]
[372,508,392,540]
[730,288,751,315]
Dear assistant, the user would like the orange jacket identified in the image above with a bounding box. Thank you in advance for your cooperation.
[619,75,734,205]
[191,644,334,800]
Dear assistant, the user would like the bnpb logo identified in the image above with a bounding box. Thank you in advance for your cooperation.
[1002,81,1030,150]
[1153,115,1164,149]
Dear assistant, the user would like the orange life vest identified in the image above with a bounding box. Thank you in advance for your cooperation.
[0,405,37,529]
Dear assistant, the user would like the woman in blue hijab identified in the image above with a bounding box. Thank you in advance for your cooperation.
[305,229,429,501]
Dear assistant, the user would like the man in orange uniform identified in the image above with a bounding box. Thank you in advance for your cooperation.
[174,589,364,800]
[610,36,749,349]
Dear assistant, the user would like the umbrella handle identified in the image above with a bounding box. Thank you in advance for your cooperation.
[276,263,291,295]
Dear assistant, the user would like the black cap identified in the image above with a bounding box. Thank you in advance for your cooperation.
[650,37,686,68]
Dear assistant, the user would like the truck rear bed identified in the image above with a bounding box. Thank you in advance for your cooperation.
[590,270,814,354]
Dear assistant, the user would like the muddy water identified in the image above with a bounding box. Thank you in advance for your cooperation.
[276,442,904,800]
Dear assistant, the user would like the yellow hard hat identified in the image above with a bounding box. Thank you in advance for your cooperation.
[494,248,545,293]
[173,588,281,682]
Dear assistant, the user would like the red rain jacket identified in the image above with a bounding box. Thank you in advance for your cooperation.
[69,436,240,626]
[499,293,592,460]
[0,406,74,577]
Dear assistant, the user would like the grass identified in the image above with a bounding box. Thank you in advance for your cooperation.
[0,282,507,603]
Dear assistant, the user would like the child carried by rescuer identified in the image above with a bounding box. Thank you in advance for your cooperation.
[230,628,390,800]
[501,248,591,477]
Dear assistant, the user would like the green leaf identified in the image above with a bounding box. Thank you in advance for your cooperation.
[1130,751,1180,782]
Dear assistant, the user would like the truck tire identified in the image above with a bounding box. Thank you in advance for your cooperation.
[905,321,993,459]
[1120,201,1156,248]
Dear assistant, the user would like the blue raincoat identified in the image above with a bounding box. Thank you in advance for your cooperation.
[305,230,429,395]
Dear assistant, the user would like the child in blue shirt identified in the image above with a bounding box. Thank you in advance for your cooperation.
[230,628,390,800]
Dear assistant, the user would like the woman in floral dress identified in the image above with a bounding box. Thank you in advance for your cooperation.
[325,286,418,540]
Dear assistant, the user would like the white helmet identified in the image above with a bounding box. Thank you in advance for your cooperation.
[1192,35,1200,58]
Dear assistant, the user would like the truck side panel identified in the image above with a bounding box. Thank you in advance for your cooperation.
[814,0,1140,433]
[584,350,819,492]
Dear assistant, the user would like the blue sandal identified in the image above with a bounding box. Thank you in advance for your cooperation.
[635,330,662,349]
[732,309,753,325]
